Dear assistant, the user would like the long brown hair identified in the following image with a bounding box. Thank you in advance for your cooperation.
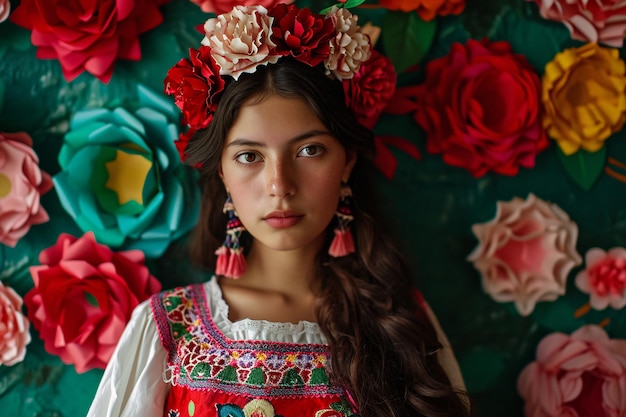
[184,58,471,417]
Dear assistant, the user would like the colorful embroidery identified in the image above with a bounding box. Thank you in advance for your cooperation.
[151,284,340,398]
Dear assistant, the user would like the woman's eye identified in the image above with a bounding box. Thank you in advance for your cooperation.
[298,145,323,157]
[235,152,261,164]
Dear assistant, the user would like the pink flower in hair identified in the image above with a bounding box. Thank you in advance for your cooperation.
[518,325,626,417]
[575,247,626,310]
[201,5,279,81]
[325,6,372,80]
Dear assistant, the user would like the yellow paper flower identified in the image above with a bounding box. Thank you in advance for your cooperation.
[542,42,626,155]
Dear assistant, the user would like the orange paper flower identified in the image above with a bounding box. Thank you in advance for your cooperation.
[542,43,626,155]
[378,0,465,22]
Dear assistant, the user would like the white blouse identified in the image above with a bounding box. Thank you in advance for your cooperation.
[86,278,326,417]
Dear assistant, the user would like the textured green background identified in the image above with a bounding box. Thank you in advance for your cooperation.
[1,0,626,416]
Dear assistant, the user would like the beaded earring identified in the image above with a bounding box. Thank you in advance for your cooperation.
[215,194,246,279]
[329,183,355,257]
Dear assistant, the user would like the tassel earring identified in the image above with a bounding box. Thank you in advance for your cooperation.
[215,194,246,279]
[329,182,355,257]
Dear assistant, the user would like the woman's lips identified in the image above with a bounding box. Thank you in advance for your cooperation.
[263,211,304,228]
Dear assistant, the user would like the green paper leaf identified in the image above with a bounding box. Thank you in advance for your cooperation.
[343,0,366,9]
[382,11,437,74]
[556,146,606,191]
[84,292,99,308]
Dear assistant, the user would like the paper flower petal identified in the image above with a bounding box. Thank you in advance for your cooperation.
[53,85,200,258]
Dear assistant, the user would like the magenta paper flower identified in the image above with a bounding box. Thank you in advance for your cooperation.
[0,281,31,366]
[467,194,582,316]
[528,0,626,47]
[25,232,161,373]
[9,0,170,83]
[0,132,53,247]
[518,325,626,417]
[575,247,626,310]
[0,0,10,23]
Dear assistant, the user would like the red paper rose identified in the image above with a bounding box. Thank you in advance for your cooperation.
[10,0,170,83]
[414,38,549,178]
[25,232,162,373]
[190,0,293,15]
[343,49,397,130]
[268,3,335,67]
[165,46,226,130]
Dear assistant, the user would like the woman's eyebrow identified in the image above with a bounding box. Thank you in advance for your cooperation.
[225,129,333,148]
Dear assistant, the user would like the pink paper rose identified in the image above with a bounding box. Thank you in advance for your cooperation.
[0,0,10,23]
[0,132,53,247]
[9,0,170,83]
[518,325,626,417]
[202,5,279,81]
[528,0,626,47]
[190,0,293,16]
[467,194,582,316]
[25,232,162,373]
[325,6,372,80]
[0,281,31,366]
[575,247,626,310]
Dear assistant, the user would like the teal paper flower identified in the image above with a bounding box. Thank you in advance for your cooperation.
[53,85,200,258]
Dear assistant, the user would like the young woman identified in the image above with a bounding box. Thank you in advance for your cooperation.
[87,4,470,417]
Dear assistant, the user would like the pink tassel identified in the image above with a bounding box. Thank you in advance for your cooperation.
[214,246,230,276]
[329,228,355,257]
[225,249,246,279]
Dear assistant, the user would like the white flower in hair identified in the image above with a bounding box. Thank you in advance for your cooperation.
[202,5,280,80]
[325,6,372,80]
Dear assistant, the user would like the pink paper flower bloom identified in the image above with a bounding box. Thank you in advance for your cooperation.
[9,0,171,83]
[25,232,162,373]
[325,6,372,80]
[201,5,279,81]
[0,132,52,247]
[467,194,582,316]
[575,247,626,310]
[528,0,626,47]
[0,281,31,366]
[0,0,10,23]
[190,0,293,15]
[518,325,626,417]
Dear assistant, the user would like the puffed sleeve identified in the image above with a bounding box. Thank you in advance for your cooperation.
[86,299,169,417]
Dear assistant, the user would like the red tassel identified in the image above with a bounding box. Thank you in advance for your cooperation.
[329,228,355,257]
[214,246,230,276]
[225,249,246,279]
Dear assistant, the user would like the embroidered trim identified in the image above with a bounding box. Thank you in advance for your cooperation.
[151,284,342,398]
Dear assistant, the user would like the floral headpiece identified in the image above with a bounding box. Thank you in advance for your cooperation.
[164,3,397,162]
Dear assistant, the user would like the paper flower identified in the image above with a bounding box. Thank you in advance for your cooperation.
[343,49,397,130]
[25,232,162,373]
[467,194,582,316]
[528,0,626,47]
[414,39,549,178]
[378,0,465,21]
[0,0,10,23]
[543,43,626,156]
[518,325,626,417]
[9,0,170,83]
[190,0,293,15]
[325,6,372,81]
[0,281,31,366]
[0,132,53,247]
[201,5,279,81]
[269,3,335,67]
[164,46,226,130]
[575,247,626,310]
[53,85,200,258]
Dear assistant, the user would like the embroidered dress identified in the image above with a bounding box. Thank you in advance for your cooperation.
[152,282,358,417]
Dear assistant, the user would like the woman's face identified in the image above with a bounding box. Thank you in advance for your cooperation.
[220,94,356,254]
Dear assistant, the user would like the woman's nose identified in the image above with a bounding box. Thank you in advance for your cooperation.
[266,159,296,198]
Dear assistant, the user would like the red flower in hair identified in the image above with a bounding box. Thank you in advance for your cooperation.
[164,46,225,129]
[344,49,397,130]
[269,3,335,67]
